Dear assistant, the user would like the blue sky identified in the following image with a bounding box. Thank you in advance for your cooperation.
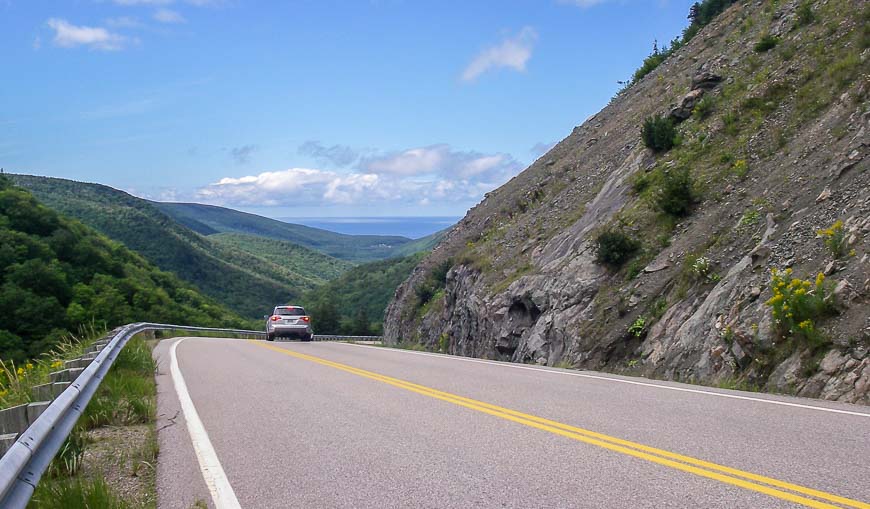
[1,0,694,217]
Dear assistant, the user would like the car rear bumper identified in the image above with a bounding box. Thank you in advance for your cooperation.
[268,324,312,337]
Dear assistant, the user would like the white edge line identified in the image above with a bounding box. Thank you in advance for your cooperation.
[336,342,870,418]
[170,338,242,509]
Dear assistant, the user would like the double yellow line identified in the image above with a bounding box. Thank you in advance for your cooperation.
[254,342,868,509]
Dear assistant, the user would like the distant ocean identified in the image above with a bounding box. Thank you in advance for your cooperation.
[279,216,461,239]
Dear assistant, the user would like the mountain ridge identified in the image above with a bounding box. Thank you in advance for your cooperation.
[384,0,870,404]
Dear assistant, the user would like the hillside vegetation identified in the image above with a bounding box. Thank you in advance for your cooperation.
[154,202,420,263]
[386,0,870,403]
[10,175,347,318]
[0,176,248,362]
[303,253,426,334]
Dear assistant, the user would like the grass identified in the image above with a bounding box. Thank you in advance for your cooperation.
[81,335,156,430]
[29,478,131,509]
[30,331,159,509]
[0,323,106,410]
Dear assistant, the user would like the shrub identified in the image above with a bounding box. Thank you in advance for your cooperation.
[732,159,749,179]
[722,111,740,136]
[595,229,641,269]
[628,316,647,338]
[692,95,715,120]
[655,168,695,217]
[414,259,453,307]
[690,256,712,279]
[765,269,836,345]
[642,115,677,153]
[817,220,848,259]
[754,35,779,52]
[796,1,815,27]
[632,43,669,84]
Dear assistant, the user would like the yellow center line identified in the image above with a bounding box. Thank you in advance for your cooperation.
[253,341,869,509]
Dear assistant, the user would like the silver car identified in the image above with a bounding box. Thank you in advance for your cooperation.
[265,305,313,341]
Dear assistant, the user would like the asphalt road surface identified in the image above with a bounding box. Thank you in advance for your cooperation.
[153,337,870,509]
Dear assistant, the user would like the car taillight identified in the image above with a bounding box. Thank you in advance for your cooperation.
[301,316,310,323]
[270,315,280,321]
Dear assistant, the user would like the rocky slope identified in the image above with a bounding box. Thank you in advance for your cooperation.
[384,0,870,404]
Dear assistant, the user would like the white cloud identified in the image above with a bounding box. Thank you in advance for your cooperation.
[46,18,130,51]
[198,144,524,209]
[362,144,521,180]
[154,8,186,23]
[461,27,537,82]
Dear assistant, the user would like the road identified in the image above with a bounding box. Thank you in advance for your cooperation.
[153,337,870,509]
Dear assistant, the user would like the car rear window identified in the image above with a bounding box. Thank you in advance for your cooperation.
[276,307,305,316]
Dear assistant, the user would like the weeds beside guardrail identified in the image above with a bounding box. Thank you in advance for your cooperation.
[0,322,264,509]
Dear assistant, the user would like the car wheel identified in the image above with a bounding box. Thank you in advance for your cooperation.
[302,334,313,342]
[266,333,275,341]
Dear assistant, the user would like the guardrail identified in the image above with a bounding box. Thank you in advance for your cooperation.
[0,322,264,509]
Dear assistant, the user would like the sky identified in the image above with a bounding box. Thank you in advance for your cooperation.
[0,0,695,218]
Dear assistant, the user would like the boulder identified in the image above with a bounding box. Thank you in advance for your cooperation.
[691,71,723,90]
[669,89,705,121]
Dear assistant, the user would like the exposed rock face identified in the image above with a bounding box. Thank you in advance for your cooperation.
[670,89,706,121]
[385,0,870,404]
[691,71,723,90]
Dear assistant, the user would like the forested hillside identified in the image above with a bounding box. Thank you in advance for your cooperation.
[0,176,249,362]
[303,253,425,334]
[10,175,348,318]
[154,202,418,262]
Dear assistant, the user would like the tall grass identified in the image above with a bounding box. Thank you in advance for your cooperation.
[0,323,106,409]
[81,335,156,429]
[29,478,131,509]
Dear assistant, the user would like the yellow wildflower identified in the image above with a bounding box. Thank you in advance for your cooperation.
[16,367,24,376]
[795,288,806,297]
[766,294,783,305]
[785,267,793,275]
[25,363,33,370]
[815,273,825,287]
[798,320,812,330]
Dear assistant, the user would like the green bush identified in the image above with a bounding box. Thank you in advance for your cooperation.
[656,168,695,217]
[765,269,836,346]
[796,1,815,27]
[414,259,452,307]
[595,229,641,269]
[642,115,678,153]
[692,95,715,120]
[754,35,779,52]
[817,220,849,259]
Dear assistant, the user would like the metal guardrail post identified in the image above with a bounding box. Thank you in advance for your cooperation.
[0,322,265,509]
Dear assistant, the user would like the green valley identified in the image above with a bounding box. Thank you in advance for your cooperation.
[154,202,418,263]
[0,175,249,361]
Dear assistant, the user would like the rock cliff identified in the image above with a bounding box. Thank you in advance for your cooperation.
[385,0,870,404]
